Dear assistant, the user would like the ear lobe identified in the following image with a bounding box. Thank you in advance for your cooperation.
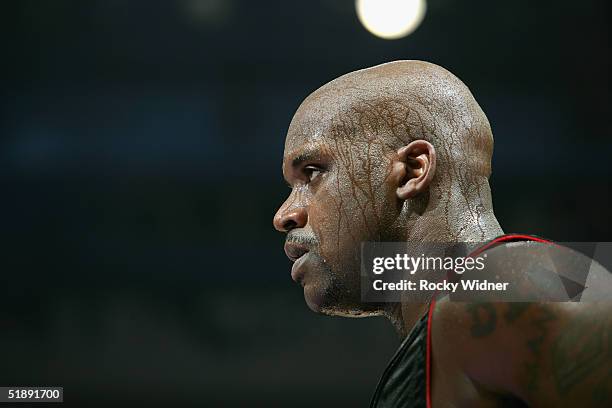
[395,140,436,200]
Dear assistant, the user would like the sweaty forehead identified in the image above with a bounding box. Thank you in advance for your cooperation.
[283,79,388,163]
[284,91,340,156]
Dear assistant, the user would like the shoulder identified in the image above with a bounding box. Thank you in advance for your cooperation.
[432,300,612,406]
[428,240,612,404]
[480,240,612,301]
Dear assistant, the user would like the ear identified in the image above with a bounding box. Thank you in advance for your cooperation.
[392,140,436,200]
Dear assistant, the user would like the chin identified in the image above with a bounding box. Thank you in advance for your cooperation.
[303,282,375,317]
[303,283,328,313]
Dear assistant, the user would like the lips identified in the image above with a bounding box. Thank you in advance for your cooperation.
[284,242,309,262]
[284,242,310,285]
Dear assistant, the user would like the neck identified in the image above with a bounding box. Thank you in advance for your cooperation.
[411,182,504,242]
[386,183,504,337]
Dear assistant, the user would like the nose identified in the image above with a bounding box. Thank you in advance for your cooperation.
[273,203,308,232]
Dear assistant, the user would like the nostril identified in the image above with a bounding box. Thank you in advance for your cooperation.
[283,219,298,231]
[274,207,307,232]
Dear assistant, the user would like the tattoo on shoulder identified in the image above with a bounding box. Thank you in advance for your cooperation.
[504,303,530,323]
[465,303,612,399]
[466,303,497,337]
[467,303,531,338]
[523,306,556,395]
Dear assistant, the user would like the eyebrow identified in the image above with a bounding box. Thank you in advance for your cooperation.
[290,146,322,168]
[283,145,324,185]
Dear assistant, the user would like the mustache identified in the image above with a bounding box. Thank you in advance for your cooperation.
[285,230,318,248]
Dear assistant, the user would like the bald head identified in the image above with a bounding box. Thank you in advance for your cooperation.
[274,61,503,316]
[287,60,494,183]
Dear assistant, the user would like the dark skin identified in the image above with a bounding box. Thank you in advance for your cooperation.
[273,60,612,406]
[431,246,612,407]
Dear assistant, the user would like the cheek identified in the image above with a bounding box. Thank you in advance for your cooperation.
[308,169,392,269]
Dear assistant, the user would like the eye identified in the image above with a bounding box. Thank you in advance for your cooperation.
[304,165,323,182]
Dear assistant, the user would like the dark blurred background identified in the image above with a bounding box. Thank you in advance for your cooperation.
[1,0,610,406]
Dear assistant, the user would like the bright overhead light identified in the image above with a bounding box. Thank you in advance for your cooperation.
[356,0,427,40]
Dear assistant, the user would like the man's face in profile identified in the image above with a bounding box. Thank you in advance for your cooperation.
[273,95,400,316]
